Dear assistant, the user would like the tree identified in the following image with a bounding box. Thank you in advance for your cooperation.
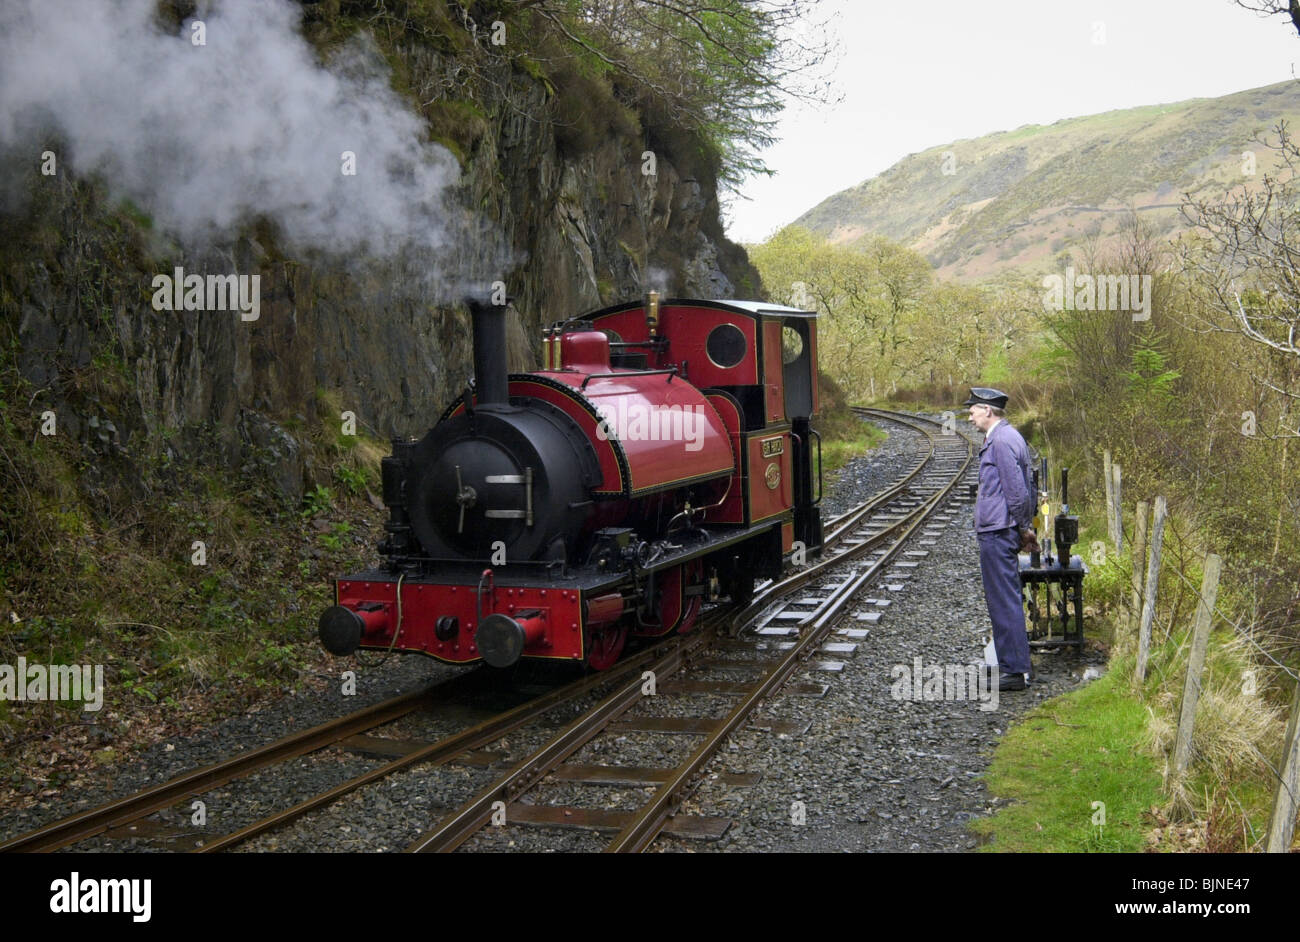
[749,226,976,394]
[1179,123,1300,438]
[498,0,840,188]
[1231,0,1300,36]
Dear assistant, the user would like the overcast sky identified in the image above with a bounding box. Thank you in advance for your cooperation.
[723,0,1300,244]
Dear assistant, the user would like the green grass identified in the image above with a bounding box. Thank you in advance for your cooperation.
[970,668,1165,852]
[817,410,886,478]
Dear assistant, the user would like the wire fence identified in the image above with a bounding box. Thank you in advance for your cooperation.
[1110,496,1300,684]
[1103,485,1300,852]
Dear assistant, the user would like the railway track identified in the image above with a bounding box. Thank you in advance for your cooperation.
[0,643,689,853]
[0,677,448,853]
[0,408,975,854]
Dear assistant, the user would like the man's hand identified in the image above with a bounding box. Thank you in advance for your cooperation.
[1020,527,1040,554]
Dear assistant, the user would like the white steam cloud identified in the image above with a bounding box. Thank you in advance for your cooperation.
[645,265,675,294]
[0,0,505,297]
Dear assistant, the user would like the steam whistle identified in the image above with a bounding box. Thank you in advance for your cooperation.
[1054,467,1080,569]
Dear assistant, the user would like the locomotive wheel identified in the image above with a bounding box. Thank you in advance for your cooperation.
[637,561,705,636]
[586,622,628,671]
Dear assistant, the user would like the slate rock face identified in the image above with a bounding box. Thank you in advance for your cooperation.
[238,409,303,507]
[1,43,759,506]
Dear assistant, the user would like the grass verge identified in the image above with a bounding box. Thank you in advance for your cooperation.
[970,668,1165,851]
[816,398,887,480]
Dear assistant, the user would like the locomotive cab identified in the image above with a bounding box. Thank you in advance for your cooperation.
[587,298,823,561]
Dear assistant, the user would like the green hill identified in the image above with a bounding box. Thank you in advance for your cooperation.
[794,80,1300,279]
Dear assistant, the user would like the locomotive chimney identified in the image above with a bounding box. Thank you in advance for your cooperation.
[467,297,509,405]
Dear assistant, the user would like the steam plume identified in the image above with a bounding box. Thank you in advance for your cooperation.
[0,0,506,297]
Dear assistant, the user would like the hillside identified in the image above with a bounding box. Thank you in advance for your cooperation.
[795,80,1300,280]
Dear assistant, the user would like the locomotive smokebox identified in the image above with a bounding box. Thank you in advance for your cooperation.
[468,297,509,405]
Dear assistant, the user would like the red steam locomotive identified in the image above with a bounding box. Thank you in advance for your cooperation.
[318,295,823,669]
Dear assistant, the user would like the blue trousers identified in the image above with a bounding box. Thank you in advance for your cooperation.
[978,527,1031,674]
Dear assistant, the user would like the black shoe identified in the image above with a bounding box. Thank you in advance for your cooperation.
[999,672,1027,691]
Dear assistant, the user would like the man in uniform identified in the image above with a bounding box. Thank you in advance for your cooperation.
[965,387,1036,691]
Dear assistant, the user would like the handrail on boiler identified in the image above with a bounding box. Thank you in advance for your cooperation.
[580,367,678,390]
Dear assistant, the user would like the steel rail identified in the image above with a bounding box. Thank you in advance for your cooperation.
[734,413,936,630]
[404,623,724,853]
[604,410,975,851]
[821,411,934,544]
[0,679,443,853]
[732,409,953,633]
[196,634,697,852]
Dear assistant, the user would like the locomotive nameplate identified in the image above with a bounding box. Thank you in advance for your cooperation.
[760,436,784,458]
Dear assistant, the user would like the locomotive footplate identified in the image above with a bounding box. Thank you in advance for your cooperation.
[328,516,790,665]
[1018,553,1086,650]
[352,515,789,592]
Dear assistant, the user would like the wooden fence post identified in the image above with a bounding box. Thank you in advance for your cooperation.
[1265,676,1300,852]
[1112,464,1123,554]
[1103,450,1116,547]
[1172,553,1222,776]
[1129,500,1150,638]
[1135,496,1167,684]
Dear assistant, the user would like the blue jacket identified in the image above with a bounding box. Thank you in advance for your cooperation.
[975,420,1034,533]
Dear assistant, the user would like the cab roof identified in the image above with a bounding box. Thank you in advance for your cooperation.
[585,297,818,320]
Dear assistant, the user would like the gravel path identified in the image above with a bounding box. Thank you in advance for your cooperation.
[651,413,1105,852]
[0,412,1104,853]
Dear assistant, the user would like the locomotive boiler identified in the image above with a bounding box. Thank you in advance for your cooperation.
[319,295,823,669]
